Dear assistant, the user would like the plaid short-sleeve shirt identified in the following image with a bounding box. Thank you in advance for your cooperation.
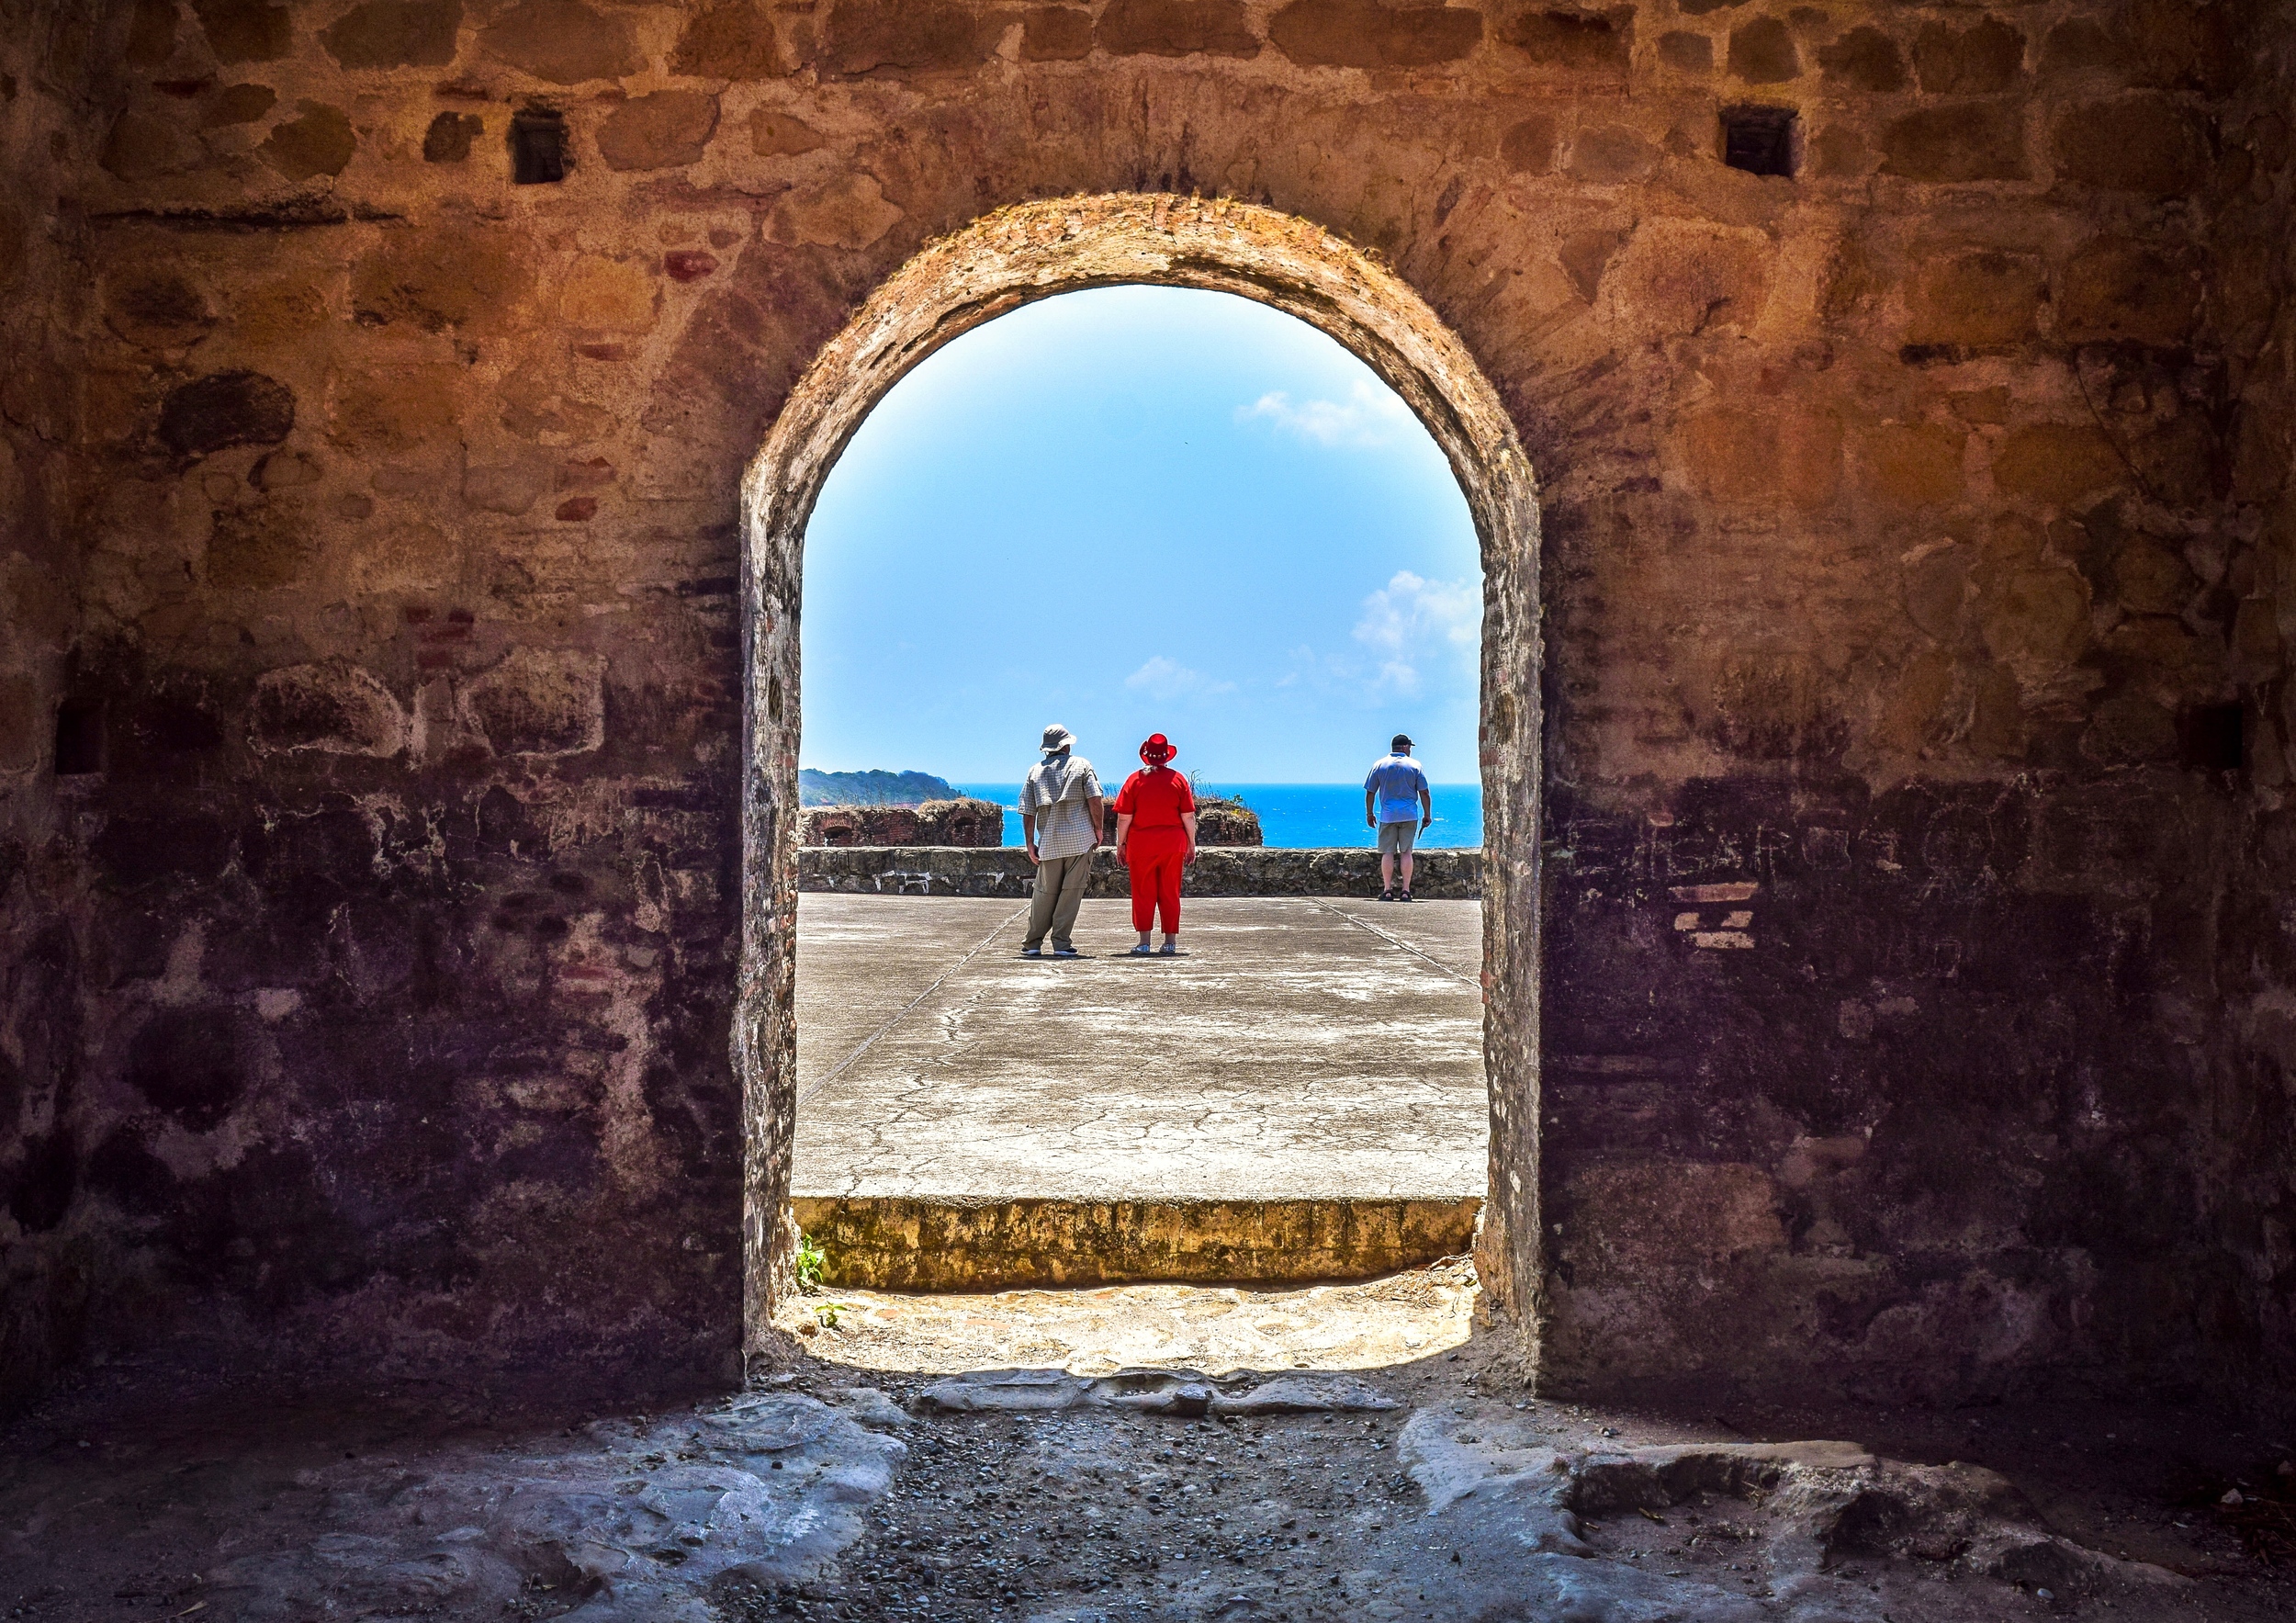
[1020,754,1103,861]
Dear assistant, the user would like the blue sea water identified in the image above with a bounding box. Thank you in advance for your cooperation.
[951,782,1484,851]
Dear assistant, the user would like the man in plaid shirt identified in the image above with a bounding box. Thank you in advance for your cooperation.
[1019,724,1105,958]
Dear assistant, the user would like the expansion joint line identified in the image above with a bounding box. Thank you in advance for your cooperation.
[799,903,1030,1106]
[1307,898,1478,986]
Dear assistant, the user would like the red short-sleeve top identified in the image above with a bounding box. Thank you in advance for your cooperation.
[1114,767,1196,830]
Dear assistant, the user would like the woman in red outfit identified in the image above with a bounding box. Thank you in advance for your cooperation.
[1113,733,1197,956]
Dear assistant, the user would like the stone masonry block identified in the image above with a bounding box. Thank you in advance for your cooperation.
[1881,102,2027,182]
[191,0,291,63]
[99,109,199,180]
[1913,18,2025,95]
[252,661,409,756]
[259,103,355,182]
[1990,424,2124,507]
[557,256,658,332]
[478,0,639,83]
[321,0,464,69]
[821,0,1010,74]
[1096,0,1260,59]
[596,91,721,173]
[1681,404,1843,511]
[1728,17,1797,84]
[1268,0,1483,70]
[2052,96,2211,194]
[1858,422,1967,510]
[1599,219,1773,338]
[1559,1163,1787,1286]
[1819,26,1904,92]
[1905,250,2044,350]
[1499,7,1629,76]
[352,230,537,334]
[671,3,787,78]
[2059,238,2201,345]
[1570,124,1658,184]
[205,500,315,589]
[159,372,295,459]
[1019,6,1096,61]
[460,648,606,757]
[750,110,827,157]
[326,364,463,452]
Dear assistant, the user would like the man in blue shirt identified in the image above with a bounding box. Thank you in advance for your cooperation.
[1364,733,1433,902]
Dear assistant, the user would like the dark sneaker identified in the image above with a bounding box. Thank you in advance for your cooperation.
[1020,946,1043,958]
[1052,945,1080,958]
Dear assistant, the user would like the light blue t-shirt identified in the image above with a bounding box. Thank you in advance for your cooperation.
[1365,754,1429,824]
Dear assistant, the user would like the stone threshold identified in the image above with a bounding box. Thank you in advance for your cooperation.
[796,844,1482,899]
[789,1192,1483,1291]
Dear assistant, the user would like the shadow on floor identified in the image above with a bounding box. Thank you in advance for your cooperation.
[7,1265,2290,1621]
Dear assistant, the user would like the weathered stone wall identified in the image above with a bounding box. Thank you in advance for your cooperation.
[3,0,2292,1416]
[2188,0,2296,1415]
[1531,0,2293,1407]
[1195,802,1264,846]
[800,797,1003,846]
[797,844,1482,899]
[1,0,104,1413]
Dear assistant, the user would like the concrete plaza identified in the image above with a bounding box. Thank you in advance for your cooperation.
[791,894,1489,1285]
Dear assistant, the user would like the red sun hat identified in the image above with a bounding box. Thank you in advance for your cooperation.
[1138,733,1176,764]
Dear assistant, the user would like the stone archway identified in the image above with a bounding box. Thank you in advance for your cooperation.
[736,193,1544,1368]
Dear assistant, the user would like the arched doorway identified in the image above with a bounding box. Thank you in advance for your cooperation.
[737,194,1544,1370]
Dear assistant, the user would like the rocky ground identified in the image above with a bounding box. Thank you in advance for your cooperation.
[3,1265,2292,1621]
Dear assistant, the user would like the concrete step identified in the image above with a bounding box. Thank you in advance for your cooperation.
[790,1193,1482,1290]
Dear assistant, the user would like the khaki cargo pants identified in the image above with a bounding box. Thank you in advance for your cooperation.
[1024,850,1095,951]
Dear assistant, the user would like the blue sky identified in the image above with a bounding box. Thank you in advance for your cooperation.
[799,286,1481,784]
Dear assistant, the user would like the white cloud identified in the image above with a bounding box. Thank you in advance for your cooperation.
[1239,378,1416,448]
[1276,573,1481,706]
[1351,571,1480,696]
[1125,655,1236,703]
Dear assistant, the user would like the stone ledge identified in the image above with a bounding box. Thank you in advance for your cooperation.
[791,1194,1483,1290]
[796,845,1481,898]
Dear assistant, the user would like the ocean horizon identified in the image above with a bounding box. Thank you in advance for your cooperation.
[951,781,1483,851]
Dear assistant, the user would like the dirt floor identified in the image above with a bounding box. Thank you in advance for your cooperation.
[4,1265,2293,1621]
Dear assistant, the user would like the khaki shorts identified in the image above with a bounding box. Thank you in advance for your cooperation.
[1377,818,1419,857]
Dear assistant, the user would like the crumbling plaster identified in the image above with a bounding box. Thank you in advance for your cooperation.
[0,0,2290,1420]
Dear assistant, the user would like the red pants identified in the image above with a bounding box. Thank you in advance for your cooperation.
[1125,828,1187,934]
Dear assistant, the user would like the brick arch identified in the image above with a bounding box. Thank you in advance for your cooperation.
[735,193,1546,1367]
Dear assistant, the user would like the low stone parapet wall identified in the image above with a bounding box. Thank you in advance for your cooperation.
[796,845,1481,899]
[800,798,1004,847]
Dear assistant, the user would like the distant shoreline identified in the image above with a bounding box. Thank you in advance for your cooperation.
[951,781,1484,851]
[798,767,957,807]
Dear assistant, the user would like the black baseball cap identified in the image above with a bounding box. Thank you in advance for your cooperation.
[1391,733,1412,750]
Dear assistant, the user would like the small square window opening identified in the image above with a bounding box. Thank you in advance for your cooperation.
[511,109,568,186]
[1721,106,1798,178]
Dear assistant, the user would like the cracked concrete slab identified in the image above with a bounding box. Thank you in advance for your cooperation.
[793,896,1486,1201]
[792,896,1489,1286]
